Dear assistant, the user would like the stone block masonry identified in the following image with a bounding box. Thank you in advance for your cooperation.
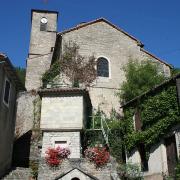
[38,158,120,180]
[25,10,58,90]
[41,132,81,159]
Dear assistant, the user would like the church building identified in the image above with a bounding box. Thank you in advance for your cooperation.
[25,9,171,114]
[11,9,172,180]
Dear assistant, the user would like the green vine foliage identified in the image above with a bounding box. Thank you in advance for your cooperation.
[123,83,180,155]
[42,61,60,87]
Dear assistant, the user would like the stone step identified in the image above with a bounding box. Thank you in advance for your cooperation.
[2,167,31,180]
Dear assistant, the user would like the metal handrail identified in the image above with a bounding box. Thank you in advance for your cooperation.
[89,115,110,145]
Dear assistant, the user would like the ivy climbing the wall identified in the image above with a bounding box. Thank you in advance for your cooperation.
[42,61,61,87]
[123,83,180,158]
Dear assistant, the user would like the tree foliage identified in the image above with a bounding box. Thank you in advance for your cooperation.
[42,42,97,87]
[42,61,60,86]
[123,84,180,158]
[118,60,166,103]
[60,42,97,87]
[171,67,180,76]
[15,67,26,86]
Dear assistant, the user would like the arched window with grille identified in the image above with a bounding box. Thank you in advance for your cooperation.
[97,57,109,77]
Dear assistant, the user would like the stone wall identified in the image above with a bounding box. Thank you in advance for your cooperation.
[127,141,167,180]
[40,95,84,130]
[14,91,42,167]
[0,66,17,177]
[41,132,81,159]
[38,158,120,180]
[60,21,171,115]
[15,91,37,138]
[25,10,58,90]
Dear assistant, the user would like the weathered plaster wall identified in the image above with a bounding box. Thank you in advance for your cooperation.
[143,142,168,179]
[175,129,180,157]
[41,132,81,159]
[40,95,84,130]
[13,92,42,166]
[60,21,171,115]
[0,66,17,177]
[15,91,37,138]
[127,141,168,180]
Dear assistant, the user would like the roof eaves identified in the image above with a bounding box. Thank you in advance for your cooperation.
[38,87,88,96]
[0,53,25,91]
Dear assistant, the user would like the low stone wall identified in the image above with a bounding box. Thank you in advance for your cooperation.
[14,90,42,166]
[15,91,38,138]
[41,132,81,159]
[38,158,120,180]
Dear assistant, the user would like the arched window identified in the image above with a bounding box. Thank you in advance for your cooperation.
[97,57,109,77]
[71,178,80,180]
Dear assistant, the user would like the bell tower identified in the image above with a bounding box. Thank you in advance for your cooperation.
[25,9,58,90]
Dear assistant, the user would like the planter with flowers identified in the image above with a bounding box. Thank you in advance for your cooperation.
[45,146,70,167]
[84,147,110,167]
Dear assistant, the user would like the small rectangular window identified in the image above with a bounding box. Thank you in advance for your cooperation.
[3,79,11,106]
[40,23,47,31]
[55,141,67,148]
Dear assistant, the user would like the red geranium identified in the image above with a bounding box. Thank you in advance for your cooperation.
[84,147,110,167]
[45,146,70,167]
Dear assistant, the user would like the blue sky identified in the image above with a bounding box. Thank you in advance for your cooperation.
[0,0,180,68]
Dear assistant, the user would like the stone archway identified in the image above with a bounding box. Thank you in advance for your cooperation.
[71,178,80,180]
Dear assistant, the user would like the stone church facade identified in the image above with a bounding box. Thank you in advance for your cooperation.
[25,9,171,115]
[8,9,172,180]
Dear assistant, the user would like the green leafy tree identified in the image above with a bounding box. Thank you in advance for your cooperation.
[60,42,97,87]
[171,67,180,76]
[118,60,166,103]
[42,42,97,87]
[15,67,26,86]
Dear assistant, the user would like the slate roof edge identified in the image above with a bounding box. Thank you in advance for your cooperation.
[0,53,26,91]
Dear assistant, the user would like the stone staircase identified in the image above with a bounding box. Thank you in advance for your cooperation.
[1,167,31,180]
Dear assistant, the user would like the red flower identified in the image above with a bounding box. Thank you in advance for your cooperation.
[84,147,110,167]
[45,146,71,167]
